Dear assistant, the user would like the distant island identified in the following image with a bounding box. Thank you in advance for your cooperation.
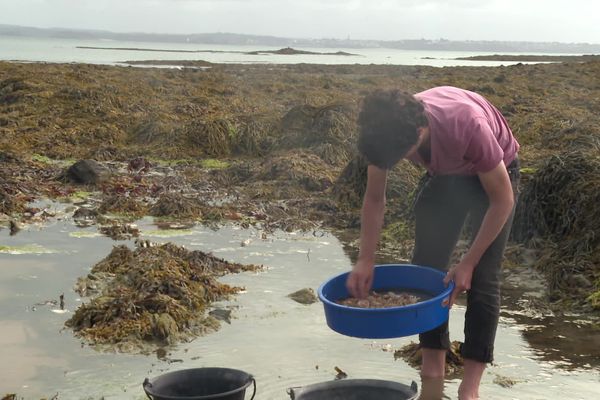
[246,47,357,56]
[2,23,600,53]
[77,45,359,57]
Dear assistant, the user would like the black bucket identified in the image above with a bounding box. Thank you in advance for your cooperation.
[143,368,256,400]
[287,379,418,400]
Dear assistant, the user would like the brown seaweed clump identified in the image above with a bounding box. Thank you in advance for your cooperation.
[394,341,464,378]
[254,150,337,193]
[0,153,32,216]
[277,104,357,166]
[65,242,262,351]
[98,193,148,217]
[231,114,277,157]
[0,186,21,216]
[186,118,233,158]
[99,223,140,240]
[332,155,423,234]
[149,192,203,219]
[512,151,600,309]
[332,156,422,215]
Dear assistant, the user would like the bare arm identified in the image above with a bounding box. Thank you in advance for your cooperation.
[444,161,515,305]
[464,161,514,266]
[346,165,388,298]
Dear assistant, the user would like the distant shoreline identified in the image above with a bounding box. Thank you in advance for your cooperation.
[454,54,600,62]
[4,23,600,53]
[77,46,359,57]
[77,45,228,54]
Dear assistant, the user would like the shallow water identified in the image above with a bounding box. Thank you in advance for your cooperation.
[1,200,599,399]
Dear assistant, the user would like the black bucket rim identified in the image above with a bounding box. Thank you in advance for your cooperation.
[143,367,255,400]
[288,378,418,400]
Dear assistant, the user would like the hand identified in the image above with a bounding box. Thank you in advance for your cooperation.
[443,260,475,308]
[346,260,374,299]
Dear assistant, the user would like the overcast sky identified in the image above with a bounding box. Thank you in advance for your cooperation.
[1,0,599,43]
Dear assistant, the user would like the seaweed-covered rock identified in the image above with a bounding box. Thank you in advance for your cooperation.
[149,193,202,218]
[287,288,318,305]
[256,150,336,192]
[513,151,600,308]
[333,156,422,212]
[186,119,232,157]
[232,114,277,156]
[0,187,18,215]
[394,341,464,378]
[66,243,262,351]
[99,194,147,217]
[513,151,600,243]
[0,78,28,104]
[64,159,110,185]
[278,104,357,165]
[151,313,179,342]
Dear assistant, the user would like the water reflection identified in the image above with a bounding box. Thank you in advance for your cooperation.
[418,376,448,400]
[0,320,67,388]
[506,312,600,370]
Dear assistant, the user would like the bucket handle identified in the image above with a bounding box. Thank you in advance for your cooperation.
[248,377,257,400]
[286,386,301,400]
[143,378,153,400]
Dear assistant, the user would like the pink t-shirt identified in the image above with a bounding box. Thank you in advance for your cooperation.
[408,86,519,175]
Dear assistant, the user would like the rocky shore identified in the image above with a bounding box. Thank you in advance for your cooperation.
[1,59,599,352]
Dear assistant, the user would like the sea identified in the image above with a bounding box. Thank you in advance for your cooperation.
[0,35,585,67]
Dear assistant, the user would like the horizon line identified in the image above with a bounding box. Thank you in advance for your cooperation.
[1,23,599,46]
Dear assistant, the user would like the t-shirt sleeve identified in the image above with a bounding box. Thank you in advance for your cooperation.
[464,117,504,173]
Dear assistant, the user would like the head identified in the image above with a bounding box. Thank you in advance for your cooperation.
[357,89,428,169]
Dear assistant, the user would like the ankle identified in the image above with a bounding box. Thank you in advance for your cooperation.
[458,381,480,400]
[459,358,485,399]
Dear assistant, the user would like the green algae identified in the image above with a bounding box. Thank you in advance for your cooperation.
[200,158,230,169]
[141,229,195,238]
[69,231,103,238]
[30,153,53,164]
[519,167,537,175]
[69,190,94,202]
[0,244,58,254]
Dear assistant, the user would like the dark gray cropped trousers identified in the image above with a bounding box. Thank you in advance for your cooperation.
[411,158,520,363]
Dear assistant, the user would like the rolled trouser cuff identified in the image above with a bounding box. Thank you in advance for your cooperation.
[419,321,451,350]
[460,341,495,363]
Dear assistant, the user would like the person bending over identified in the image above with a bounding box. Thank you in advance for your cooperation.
[346,86,520,400]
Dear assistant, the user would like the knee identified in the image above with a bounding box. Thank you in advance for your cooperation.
[466,287,500,314]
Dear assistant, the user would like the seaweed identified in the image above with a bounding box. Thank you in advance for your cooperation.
[513,151,600,308]
[66,243,261,351]
[2,59,600,315]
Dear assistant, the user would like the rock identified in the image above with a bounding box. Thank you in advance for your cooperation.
[566,273,592,288]
[152,313,179,342]
[9,220,20,235]
[493,374,521,388]
[209,308,232,324]
[287,288,318,305]
[156,347,168,360]
[73,207,99,221]
[64,159,109,185]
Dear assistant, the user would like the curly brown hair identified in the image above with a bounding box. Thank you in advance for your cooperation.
[357,89,428,169]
